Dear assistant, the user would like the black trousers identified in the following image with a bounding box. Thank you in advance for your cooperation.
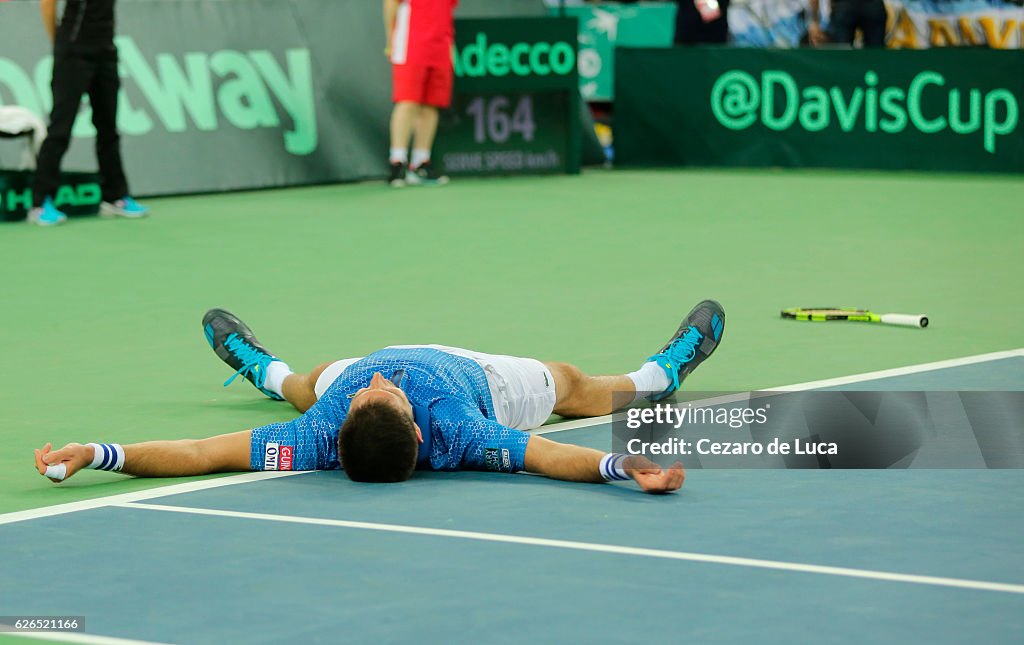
[828,1,888,48]
[674,0,730,46]
[32,44,129,206]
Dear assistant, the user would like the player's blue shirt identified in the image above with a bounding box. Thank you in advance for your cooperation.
[250,348,529,474]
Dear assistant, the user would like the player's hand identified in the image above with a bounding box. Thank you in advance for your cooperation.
[34,442,92,483]
[808,21,828,47]
[384,41,392,58]
[623,455,685,493]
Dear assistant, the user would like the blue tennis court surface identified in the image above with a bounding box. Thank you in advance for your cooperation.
[2,353,1022,644]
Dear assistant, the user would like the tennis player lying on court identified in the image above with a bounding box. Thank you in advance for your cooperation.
[34,300,725,493]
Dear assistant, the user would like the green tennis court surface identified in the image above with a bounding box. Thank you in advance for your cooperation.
[1,169,1022,642]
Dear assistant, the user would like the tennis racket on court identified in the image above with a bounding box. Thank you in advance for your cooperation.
[781,307,929,328]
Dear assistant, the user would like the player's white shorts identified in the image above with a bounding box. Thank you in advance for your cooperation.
[311,346,557,432]
[314,345,557,430]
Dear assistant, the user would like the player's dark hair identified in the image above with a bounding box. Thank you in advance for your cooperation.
[338,399,418,483]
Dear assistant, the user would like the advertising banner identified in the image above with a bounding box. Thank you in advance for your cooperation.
[435,17,581,176]
[0,170,100,220]
[0,0,569,198]
[0,0,391,196]
[551,1,677,101]
[615,47,1024,173]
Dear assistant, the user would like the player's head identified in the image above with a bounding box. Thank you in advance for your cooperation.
[338,372,422,482]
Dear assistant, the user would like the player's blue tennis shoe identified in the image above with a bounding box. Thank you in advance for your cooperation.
[27,197,68,226]
[202,308,283,400]
[647,300,725,401]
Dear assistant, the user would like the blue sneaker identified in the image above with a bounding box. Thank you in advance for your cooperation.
[100,195,149,218]
[647,300,725,401]
[202,308,284,400]
[26,197,68,226]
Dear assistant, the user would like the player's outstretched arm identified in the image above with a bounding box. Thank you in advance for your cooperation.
[34,430,252,483]
[523,435,684,494]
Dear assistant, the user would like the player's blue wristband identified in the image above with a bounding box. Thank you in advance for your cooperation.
[88,443,125,472]
[599,453,630,482]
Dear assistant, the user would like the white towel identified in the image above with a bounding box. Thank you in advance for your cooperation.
[0,106,48,170]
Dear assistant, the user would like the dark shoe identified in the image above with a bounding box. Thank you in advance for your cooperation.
[202,308,284,400]
[406,160,449,186]
[646,300,725,401]
[389,162,407,187]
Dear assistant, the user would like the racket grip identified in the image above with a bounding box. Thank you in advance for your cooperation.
[880,314,929,328]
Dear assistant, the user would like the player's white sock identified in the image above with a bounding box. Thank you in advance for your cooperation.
[410,149,430,169]
[264,361,293,398]
[627,361,671,400]
[389,148,408,164]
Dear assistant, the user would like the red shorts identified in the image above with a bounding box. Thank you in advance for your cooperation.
[392,63,453,109]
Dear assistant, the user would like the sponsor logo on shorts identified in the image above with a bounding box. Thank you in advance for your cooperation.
[264,442,280,470]
[280,445,294,471]
[501,449,511,470]
[485,448,500,471]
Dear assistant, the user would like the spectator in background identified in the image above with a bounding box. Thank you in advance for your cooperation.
[384,0,457,188]
[675,0,731,45]
[808,0,887,48]
[29,0,148,227]
[728,0,809,48]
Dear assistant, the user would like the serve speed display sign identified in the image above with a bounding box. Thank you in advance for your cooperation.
[435,17,581,177]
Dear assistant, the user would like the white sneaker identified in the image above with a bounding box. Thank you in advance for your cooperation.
[100,196,149,218]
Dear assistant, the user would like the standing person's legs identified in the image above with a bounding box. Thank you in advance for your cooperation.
[410,104,439,168]
[88,47,129,203]
[826,4,859,45]
[390,62,427,168]
[389,101,419,164]
[673,0,703,45]
[406,65,451,183]
[859,1,889,48]
[32,48,95,206]
[388,100,418,186]
[410,64,452,167]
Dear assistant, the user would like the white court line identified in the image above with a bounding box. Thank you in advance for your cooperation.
[0,471,303,526]
[119,501,1024,595]
[534,347,1024,435]
[770,348,1024,392]
[533,415,613,434]
[2,629,170,645]
[2,348,1021,526]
